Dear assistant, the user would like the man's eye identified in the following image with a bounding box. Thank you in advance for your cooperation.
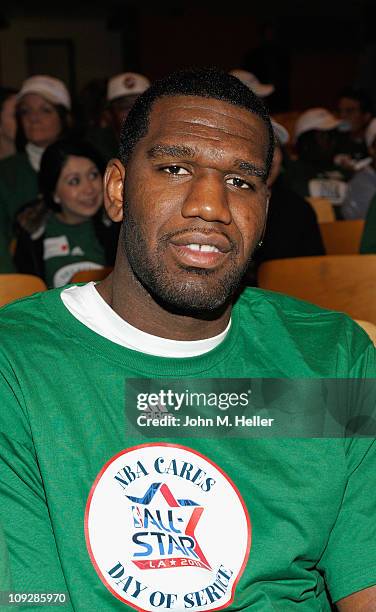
[162,166,189,175]
[226,177,252,190]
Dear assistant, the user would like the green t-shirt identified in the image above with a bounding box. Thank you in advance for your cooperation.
[0,287,375,611]
[0,523,11,591]
[43,216,106,287]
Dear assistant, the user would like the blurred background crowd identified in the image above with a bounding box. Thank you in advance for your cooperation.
[1,0,376,289]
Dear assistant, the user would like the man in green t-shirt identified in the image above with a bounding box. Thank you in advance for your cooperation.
[0,68,375,612]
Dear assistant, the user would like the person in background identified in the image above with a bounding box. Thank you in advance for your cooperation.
[336,87,373,164]
[341,118,376,219]
[229,68,274,99]
[252,120,325,271]
[360,192,376,253]
[285,108,347,203]
[0,75,72,272]
[14,139,119,288]
[0,87,17,160]
[87,71,150,162]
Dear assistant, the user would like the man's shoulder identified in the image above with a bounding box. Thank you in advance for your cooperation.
[236,287,375,377]
[0,288,63,339]
[237,286,372,346]
[239,285,342,315]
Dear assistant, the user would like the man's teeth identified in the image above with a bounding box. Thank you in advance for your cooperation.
[186,243,220,253]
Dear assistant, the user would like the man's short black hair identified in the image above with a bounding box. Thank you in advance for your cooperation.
[119,67,274,179]
[338,86,374,114]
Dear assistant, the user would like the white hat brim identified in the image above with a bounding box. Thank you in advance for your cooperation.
[253,84,275,97]
[16,86,71,110]
[317,118,342,131]
[271,120,289,145]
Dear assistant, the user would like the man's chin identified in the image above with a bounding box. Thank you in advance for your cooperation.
[144,275,240,316]
[123,225,250,315]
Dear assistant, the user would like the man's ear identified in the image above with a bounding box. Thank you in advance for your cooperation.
[104,158,125,222]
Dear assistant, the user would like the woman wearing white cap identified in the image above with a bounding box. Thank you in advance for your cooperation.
[341,117,376,220]
[0,75,72,272]
[284,108,348,201]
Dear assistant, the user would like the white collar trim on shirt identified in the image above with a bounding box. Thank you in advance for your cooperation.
[25,142,45,172]
[61,282,231,358]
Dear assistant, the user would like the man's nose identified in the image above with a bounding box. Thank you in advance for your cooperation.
[181,171,232,224]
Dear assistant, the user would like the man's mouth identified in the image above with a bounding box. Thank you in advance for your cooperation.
[168,232,233,269]
[184,243,220,253]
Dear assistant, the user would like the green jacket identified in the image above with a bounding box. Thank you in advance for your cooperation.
[0,152,38,272]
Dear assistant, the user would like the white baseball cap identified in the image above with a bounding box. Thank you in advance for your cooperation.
[107,72,150,102]
[229,69,275,98]
[365,117,376,148]
[17,75,71,110]
[294,108,342,141]
[271,119,289,145]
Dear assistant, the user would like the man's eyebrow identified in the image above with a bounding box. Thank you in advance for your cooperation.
[146,145,267,180]
[233,159,267,179]
[147,144,196,159]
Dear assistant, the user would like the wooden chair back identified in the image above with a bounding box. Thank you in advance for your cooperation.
[306,197,335,223]
[319,219,364,255]
[70,267,113,284]
[0,274,47,307]
[257,255,376,324]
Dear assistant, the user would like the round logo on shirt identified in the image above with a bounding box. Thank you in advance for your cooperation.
[85,443,251,611]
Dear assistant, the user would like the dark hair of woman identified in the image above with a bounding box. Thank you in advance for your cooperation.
[39,139,113,262]
[38,138,106,208]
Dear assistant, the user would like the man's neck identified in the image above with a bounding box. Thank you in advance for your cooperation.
[97,264,232,341]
